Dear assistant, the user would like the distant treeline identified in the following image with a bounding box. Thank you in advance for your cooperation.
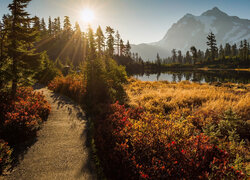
[154,32,250,69]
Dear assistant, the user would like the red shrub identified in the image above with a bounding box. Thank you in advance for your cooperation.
[95,102,246,180]
[0,87,51,143]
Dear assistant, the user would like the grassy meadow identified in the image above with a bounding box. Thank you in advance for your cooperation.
[119,79,250,179]
[125,79,250,121]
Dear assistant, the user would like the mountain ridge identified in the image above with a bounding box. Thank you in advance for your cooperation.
[131,7,250,61]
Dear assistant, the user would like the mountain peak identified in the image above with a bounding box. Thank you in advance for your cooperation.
[202,7,228,17]
[183,13,194,18]
[212,7,220,11]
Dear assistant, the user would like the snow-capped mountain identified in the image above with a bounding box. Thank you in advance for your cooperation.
[131,7,250,61]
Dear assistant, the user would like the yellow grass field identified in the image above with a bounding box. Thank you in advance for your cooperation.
[125,79,250,121]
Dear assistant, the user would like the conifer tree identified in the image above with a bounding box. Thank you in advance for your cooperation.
[206,31,218,61]
[224,43,231,57]
[73,21,81,45]
[135,53,139,62]
[95,25,105,56]
[0,15,11,89]
[33,16,40,31]
[52,17,61,36]
[63,16,72,39]
[239,41,244,60]
[8,0,41,97]
[0,15,11,62]
[125,40,131,57]
[156,53,161,66]
[48,16,52,36]
[87,25,96,60]
[243,39,248,61]
[119,39,125,56]
[190,46,197,64]
[33,16,41,40]
[205,49,210,61]
[171,49,177,63]
[74,21,81,35]
[231,44,237,57]
[177,50,182,64]
[247,43,250,59]
[40,18,47,37]
[115,30,120,55]
[219,44,225,59]
[185,51,191,64]
[197,50,203,63]
[57,17,61,32]
[52,18,58,34]
[106,26,115,56]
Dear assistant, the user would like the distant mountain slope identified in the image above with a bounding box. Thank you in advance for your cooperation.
[131,7,250,61]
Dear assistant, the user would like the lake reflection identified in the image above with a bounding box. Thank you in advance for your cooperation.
[133,70,250,84]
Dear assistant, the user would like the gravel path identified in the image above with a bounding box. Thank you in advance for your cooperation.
[5,87,97,180]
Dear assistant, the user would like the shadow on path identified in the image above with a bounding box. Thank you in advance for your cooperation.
[5,87,97,180]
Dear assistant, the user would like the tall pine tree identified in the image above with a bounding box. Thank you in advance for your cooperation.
[8,0,41,97]
[95,25,105,56]
[206,32,218,61]
[190,46,197,64]
[106,26,115,57]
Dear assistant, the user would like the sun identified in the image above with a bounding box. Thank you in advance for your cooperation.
[81,8,95,23]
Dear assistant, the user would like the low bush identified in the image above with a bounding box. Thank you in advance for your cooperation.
[48,75,86,103]
[0,87,51,144]
[95,102,246,179]
[0,140,12,174]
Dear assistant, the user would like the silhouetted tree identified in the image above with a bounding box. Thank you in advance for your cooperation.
[171,49,177,63]
[87,25,96,60]
[156,53,161,66]
[185,51,191,64]
[63,16,72,39]
[95,25,105,56]
[243,39,248,61]
[120,39,125,56]
[224,43,231,57]
[231,44,237,57]
[106,26,115,56]
[40,18,47,37]
[219,45,225,59]
[48,16,52,36]
[115,30,120,55]
[8,0,41,97]
[206,31,218,61]
[190,46,197,64]
[125,40,131,57]
[177,50,183,64]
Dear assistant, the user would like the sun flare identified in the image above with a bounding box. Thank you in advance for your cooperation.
[81,8,95,23]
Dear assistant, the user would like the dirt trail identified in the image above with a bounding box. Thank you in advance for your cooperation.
[5,87,96,180]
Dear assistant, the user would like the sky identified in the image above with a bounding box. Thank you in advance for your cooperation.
[1,0,250,44]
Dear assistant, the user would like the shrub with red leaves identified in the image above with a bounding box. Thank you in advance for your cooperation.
[95,102,246,180]
[0,87,51,144]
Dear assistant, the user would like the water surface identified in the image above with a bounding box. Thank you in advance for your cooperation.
[133,70,250,84]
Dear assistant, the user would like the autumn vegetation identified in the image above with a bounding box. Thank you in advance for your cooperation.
[1,0,249,178]
[0,0,53,173]
[47,72,250,179]
[0,87,51,174]
[93,79,249,179]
